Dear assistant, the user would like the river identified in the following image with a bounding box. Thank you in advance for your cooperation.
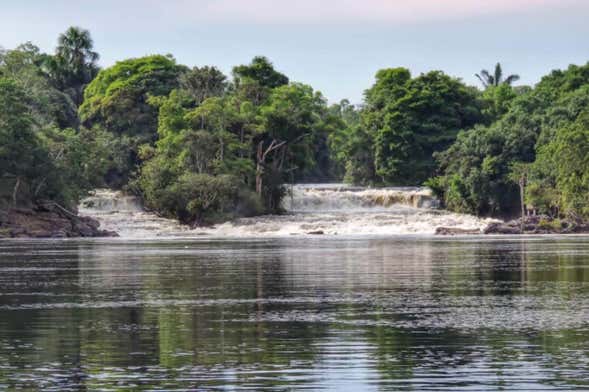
[1,187,589,390]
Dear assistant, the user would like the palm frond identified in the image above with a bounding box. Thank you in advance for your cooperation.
[494,63,503,86]
[503,74,520,86]
[475,73,489,88]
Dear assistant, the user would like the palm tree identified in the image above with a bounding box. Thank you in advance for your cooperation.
[45,27,99,106]
[476,63,520,89]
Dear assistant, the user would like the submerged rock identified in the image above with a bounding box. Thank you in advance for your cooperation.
[435,227,482,235]
[483,215,589,235]
[483,222,521,235]
[0,203,118,239]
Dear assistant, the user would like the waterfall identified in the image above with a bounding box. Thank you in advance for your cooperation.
[79,189,188,238]
[283,183,440,212]
[79,185,493,238]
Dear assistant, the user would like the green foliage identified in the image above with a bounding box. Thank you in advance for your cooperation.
[80,55,183,136]
[233,56,289,89]
[232,56,289,105]
[430,114,537,216]
[481,84,517,121]
[359,68,483,185]
[137,62,337,222]
[255,83,337,209]
[43,27,99,107]
[0,77,107,209]
[325,100,362,181]
[137,89,261,224]
[0,77,47,207]
[259,83,326,174]
[179,66,227,104]
[79,55,184,186]
[331,124,375,186]
[433,62,589,218]
[476,63,520,89]
[541,113,589,217]
[0,43,78,128]
[141,172,257,225]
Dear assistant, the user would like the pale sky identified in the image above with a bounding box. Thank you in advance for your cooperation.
[1,0,588,102]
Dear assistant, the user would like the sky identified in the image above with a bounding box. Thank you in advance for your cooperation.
[1,0,588,103]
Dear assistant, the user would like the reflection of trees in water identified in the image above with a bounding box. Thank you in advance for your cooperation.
[2,239,589,389]
[364,326,480,387]
[275,238,437,291]
[73,240,330,389]
[0,241,86,390]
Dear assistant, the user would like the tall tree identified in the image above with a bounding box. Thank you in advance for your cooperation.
[476,63,520,89]
[179,66,227,105]
[45,27,99,106]
[79,55,184,187]
[232,56,289,105]
[255,83,328,209]
[0,78,43,207]
[0,43,78,128]
[363,68,483,185]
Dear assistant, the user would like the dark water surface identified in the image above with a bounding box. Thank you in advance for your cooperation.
[1,236,589,391]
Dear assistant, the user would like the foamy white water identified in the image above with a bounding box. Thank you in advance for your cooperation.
[80,185,495,238]
[79,189,189,238]
[205,184,492,236]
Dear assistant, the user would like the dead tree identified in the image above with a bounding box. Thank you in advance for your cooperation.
[255,133,310,197]
[256,139,286,195]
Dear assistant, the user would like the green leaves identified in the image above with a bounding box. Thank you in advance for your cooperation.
[434,61,589,218]
[78,55,184,186]
[80,55,183,136]
[361,69,483,185]
[476,63,520,89]
[0,77,109,208]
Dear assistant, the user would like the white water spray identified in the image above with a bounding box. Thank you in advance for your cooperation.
[79,189,188,238]
[79,185,494,237]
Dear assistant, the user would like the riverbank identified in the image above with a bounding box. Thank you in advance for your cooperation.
[0,203,118,238]
[484,215,589,235]
[436,215,589,235]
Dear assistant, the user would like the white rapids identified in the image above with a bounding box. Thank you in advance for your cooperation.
[79,189,189,238]
[79,185,495,238]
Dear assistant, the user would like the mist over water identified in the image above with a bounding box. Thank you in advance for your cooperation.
[80,184,494,237]
[1,237,589,390]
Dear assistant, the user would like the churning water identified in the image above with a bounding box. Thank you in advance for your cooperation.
[1,236,589,390]
[79,185,495,237]
[79,189,189,237]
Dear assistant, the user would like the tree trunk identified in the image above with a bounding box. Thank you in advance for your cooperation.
[12,176,21,208]
[519,177,525,233]
[256,141,264,195]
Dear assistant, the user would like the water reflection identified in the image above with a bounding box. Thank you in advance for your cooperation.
[0,237,589,390]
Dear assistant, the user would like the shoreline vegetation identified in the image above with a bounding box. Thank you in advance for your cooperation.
[2,27,589,238]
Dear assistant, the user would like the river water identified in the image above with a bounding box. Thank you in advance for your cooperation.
[1,186,589,390]
[1,236,589,390]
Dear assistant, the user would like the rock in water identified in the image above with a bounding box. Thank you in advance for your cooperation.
[435,227,481,235]
[0,204,118,238]
[483,222,522,234]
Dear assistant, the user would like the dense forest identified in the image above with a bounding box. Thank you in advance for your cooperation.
[2,27,589,226]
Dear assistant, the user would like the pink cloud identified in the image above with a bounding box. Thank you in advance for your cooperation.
[181,0,585,24]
